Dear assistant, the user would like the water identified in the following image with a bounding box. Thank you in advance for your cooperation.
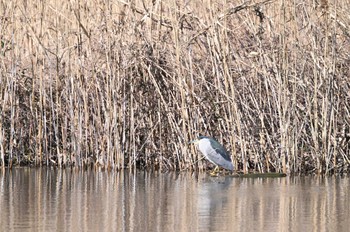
[0,168,349,232]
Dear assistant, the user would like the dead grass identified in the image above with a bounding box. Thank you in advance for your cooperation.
[0,0,349,174]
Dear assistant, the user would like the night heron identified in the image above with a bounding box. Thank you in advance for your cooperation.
[189,136,234,175]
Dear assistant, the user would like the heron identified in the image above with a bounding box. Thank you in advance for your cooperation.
[189,136,234,176]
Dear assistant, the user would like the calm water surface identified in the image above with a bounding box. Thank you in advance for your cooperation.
[0,168,349,232]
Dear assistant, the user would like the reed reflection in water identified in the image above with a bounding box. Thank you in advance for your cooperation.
[0,168,349,232]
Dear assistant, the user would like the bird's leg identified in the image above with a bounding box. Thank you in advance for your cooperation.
[209,166,219,176]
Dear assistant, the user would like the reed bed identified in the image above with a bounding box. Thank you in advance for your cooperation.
[0,0,349,174]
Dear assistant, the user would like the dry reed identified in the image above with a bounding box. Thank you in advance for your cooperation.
[0,0,349,174]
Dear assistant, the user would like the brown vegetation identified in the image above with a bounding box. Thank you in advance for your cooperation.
[0,0,349,174]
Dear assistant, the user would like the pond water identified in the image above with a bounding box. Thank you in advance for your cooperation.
[0,168,349,232]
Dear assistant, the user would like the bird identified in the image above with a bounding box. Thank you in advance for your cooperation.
[189,136,234,176]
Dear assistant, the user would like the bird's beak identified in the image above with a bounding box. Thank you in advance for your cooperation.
[188,139,199,145]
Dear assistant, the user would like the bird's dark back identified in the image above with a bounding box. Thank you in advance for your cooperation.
[198,136,231,161]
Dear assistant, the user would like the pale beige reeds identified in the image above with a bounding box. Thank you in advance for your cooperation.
[0,0,349,174]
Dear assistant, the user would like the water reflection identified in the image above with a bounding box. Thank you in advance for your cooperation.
[0,168,349,232]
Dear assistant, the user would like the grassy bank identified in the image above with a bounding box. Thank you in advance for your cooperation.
[0,0,349,174]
